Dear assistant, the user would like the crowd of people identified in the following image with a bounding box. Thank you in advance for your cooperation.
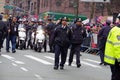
[0,15,87,69]
[0,14,120,80]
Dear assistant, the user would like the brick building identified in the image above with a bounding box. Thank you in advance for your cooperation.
[4,0,15,15]
[6,0,120,19]
[13,0,109,18]
[0,0,6,14]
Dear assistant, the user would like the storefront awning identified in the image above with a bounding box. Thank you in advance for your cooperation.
[40,12,87,21]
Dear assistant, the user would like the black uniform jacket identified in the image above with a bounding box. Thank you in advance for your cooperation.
[51,25,71,47]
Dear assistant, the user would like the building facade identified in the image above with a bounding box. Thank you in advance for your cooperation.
[13,0,109,18]
[6,0,120,19]
[0,0,6,14]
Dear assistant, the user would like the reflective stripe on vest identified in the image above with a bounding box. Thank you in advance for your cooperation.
[104,55,115,65]
[107,40,120,46]
[105,55,116,60]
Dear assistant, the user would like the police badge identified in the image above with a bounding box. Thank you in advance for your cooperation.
[117,35,120,40]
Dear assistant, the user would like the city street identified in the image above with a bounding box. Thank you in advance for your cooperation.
[0,0,119,80]
[0,48,111,80]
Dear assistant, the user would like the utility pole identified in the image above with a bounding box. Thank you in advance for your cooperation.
[49,0,52,12]
[76,0,79,18]
[90,2,95,23]
[73,0,79,18]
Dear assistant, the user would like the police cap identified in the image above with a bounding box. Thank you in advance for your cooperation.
[47,18,52,21]
[62,17,68,21]
[38,19,43,22]
[117,13,120,20]
[117,16,120,20]
[76,18,82,22]
[18,18,23,22]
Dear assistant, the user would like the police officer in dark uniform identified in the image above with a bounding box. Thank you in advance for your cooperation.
[26,18,37,49]
[68,18,86,68]
[51,17,71,70]
[0,15,7,54]
[26,20,33,49]
[1,18,8,48]
[46,18,56,52]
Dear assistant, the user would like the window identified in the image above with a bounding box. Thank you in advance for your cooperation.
[20,3,22,8]
[6,0,9,3]
[28,1,30,10]
[46,0,48,7]
[41,0,44,8]
[69,0,74,7]
[96,3,104,12]
[31,3,33,10]
[84,2,90,8]
[44,0,45,7]
[84,2,90,11]
[37,0,40,9]
[56,0,61,7]
[34,2,37,9]
[41,0,49,8]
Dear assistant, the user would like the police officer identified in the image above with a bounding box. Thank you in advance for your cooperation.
[17,18,27,49]
[23,18,28,48]
[0,15,7,54]
[98,20,112,65]
[26,18,37,49]
[6,17,18,53]
[68,18,86,68]
[104,16,120,80]
[46,18,56,52]
[51,17,71,70]
[37,19,47,52]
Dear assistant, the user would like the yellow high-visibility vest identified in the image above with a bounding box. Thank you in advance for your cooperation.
[104,26,120,65]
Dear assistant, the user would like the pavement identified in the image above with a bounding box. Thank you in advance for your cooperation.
[0,47,111,80]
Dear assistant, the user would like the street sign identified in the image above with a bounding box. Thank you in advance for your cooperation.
[80,0,110,3]
[4,5,14,10]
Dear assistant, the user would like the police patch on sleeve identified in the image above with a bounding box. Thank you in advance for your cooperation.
[117,35,120,40]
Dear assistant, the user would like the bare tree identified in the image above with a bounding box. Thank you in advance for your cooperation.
[107,0,120,15]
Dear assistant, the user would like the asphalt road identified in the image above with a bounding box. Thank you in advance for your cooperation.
[0,47,111,80]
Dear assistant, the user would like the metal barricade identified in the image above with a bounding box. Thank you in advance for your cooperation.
[81,32,99,54]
